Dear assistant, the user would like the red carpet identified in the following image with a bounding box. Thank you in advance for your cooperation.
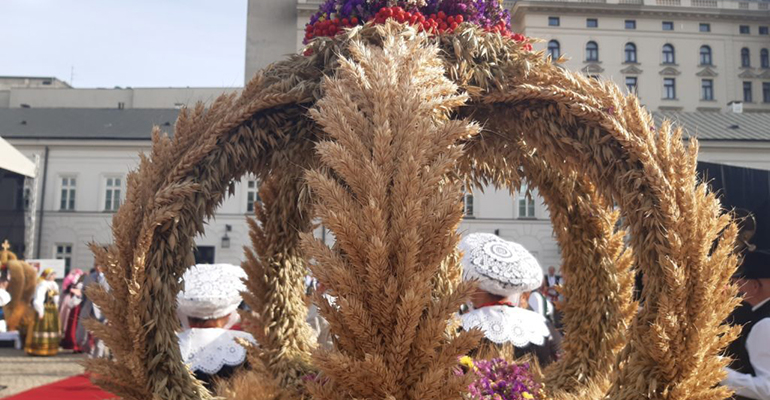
[4,374,113,400]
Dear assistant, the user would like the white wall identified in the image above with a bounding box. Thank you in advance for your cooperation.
[245,0,302,82]
[514,3,770,113]
[10,140,265,269]
[7,138,768,273]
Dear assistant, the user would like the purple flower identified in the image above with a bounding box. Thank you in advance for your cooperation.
[465,358,543,400]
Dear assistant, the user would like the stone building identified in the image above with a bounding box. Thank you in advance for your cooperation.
[511,0,770,112]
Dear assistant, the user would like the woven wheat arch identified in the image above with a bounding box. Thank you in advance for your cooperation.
[87,23,740,400]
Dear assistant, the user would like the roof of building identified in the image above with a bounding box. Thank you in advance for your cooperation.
[0,108,179,140]
[0,108,767,142]
[653,111,770,141]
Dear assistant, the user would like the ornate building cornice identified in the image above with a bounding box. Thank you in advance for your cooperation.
[659,66,681,76]
[512,2,770,23]
[582,63,605,73]
[696,67,718,77]
[621,65,644,75]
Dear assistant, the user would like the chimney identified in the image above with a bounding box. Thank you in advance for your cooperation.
[728,101,743,113]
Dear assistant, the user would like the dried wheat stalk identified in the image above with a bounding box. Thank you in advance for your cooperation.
[481,59,740,400]
[92,19,741,400]
[240,171,318,390]
[455,110,636,399]
[301,23,483,400]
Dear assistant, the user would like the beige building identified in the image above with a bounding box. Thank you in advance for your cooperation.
[511,0,770,112]
[244,0,326,81]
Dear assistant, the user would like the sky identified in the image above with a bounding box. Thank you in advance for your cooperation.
[0,0,248,88]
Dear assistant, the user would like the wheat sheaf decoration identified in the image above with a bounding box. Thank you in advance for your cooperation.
[86,1,741,400]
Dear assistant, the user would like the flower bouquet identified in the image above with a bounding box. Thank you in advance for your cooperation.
[461,357,544,400]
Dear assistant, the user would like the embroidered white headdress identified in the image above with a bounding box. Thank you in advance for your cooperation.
[177,263,246,320]
[460,233,543,297]
[177,328,256,374]
[459,233,550,347]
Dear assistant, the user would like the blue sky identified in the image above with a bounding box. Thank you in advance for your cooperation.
[1,0,247,88]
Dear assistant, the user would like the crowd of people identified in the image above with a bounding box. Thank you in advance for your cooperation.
[1,235,768,399]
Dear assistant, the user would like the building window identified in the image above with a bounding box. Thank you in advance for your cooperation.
[764,82,770,103]
[55,244,73,275]
[760,26,768,35]
[626,77,638,94]
[586,41,599,62]
[246,179,261,213]
[587,18,598,28]
[625,20,636,29]
[104,177,122,212]
[699,45,712,65]
[517,185,535,219]
[60,177,76,211]
[662,44,675,64]
[662,21,674,31]
[741,48,751,67]
[463,193,474,217]
[740,25,750,34]
[743,81,753,102]
[699,23,711,32]
[762,49,769,68]
[547,40,560,60]
[624,43,637,63]
[548,16,560,26]
[664,78,676,99]
[701,79,714,100]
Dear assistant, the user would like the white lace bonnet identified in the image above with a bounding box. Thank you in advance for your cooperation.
[177,263,247,320]
[460,233,543,297]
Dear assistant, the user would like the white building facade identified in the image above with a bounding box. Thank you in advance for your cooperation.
[512,0,770,112]
[4,106,769,274]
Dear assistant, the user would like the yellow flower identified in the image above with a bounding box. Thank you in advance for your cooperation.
[522,392,534,399]
[459,355,474,370]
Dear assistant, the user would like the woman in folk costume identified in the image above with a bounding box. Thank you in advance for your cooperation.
[58,269,85,351]
[177,263,256,390]
[26,268,60,356]
[459,233,561,367]
[305,279,334,350]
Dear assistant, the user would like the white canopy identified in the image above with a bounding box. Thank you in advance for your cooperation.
[0,136,35,178]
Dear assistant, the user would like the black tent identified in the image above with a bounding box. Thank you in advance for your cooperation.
[697,161,770,250]
[0,169,26,254]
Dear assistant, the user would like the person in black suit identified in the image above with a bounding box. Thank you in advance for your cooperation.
[544,266,561,302]
[722,251,770,400]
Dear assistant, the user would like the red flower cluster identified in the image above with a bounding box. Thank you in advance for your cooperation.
[305,16,360,43]
[304,6,531,53]
[370,7,464,35]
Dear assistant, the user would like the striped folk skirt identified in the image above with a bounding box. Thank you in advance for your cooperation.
[25,303,60,356]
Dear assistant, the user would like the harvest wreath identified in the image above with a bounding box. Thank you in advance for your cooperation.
[84,1,742,399]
